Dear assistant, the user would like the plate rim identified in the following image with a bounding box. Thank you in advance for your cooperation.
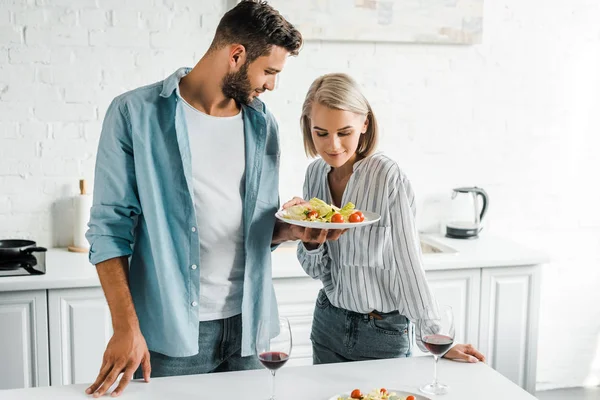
[275,209,381,229]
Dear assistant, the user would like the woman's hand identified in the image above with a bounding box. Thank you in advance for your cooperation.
[281,196,310,209]
[443,343,486,363]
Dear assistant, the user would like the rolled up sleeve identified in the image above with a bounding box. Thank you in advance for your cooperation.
[86,98,141,266]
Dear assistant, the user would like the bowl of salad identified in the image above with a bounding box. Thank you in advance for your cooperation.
[276,198,380,229]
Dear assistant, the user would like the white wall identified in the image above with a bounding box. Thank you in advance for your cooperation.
[1,0,599,391]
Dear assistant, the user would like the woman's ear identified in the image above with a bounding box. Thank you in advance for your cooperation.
[362,115,369,134]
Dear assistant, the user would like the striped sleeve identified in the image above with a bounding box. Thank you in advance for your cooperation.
[296,162,331,280]
[297,242,331,279]
[389,171,437,353]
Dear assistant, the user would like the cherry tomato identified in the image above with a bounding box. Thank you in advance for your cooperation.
[350,389,362,399]
[306,210,319,219]
[406,396,416,400]
[331,213,344,223]
[380,388,387,394]
[349,213,362,223]
[353,211,364,221]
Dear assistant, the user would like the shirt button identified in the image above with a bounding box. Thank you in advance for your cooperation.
[191,301,198,307]
[191,227,196,232]
[191,264,197,270]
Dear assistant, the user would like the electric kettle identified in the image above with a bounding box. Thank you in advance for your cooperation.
[445,187,489,239]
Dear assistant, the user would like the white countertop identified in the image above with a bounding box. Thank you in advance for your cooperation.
[0,233,548,292]
[272,233,549,278]
[0,250,94,292]
[0,356,536,400]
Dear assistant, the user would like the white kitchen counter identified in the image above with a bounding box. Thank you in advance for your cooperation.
[0,250,93,292]
[0,356,536,400]
[272,233,549,278]
[0,233,548,292]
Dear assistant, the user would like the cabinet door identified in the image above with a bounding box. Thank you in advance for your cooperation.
[48,287,113,385]
[0,290,50,389]
[411,269,481,357]
[273,278,322,367]
[479,266,541,394]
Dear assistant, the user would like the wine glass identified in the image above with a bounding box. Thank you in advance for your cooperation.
[256,317,292,400]
[419,304,455,395]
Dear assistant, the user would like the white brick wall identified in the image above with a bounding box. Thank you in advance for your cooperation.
[1,0,599,391]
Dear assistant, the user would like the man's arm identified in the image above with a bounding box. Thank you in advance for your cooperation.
[85,98,148,398]
[97,257,139,336]
[271,218,295,245]
[85,256,151,398]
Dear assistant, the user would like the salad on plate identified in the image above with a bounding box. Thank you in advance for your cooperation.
[337,388,415,400]
[283,197,366,224]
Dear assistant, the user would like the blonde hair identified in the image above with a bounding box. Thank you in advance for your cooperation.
[300,73,379,158]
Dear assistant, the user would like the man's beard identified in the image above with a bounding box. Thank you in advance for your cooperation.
[221,62,254,105]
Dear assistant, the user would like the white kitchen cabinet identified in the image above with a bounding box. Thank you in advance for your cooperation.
[48,287,113,386]
[0,290,49,390]
[272,277,322,367]
[411,268,481,357]
[479,265,541,394]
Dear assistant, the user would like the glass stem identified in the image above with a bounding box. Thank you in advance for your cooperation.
[270,370,276,400]
[433,355,439,386]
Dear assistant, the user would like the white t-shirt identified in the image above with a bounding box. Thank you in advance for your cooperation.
[179,95,246,321]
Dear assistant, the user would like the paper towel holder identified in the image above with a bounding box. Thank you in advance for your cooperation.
[68,179,91,254]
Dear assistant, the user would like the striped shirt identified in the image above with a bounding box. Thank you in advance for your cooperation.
[297,152,437,350]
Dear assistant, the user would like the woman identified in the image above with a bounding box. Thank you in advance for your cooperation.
[284,73,485,365]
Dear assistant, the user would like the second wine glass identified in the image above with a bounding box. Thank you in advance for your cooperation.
[256,317,292,400]
[419,304,455,395]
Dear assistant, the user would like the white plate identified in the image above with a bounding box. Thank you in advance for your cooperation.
[275,209,381,229]
[328,389,429,400]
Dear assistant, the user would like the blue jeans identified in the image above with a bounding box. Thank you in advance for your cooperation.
[134,313,261,378]
[311,289,412,364]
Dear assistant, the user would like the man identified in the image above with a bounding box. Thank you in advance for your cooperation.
[85,1,343,397]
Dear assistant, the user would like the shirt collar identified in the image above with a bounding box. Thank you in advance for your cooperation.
[160,67,190,98]
[323,151,381,173]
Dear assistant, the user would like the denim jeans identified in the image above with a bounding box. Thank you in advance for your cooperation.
[134,313,261,378]
[311,289,412,364]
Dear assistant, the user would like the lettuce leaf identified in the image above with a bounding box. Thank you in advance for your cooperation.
[283,204,310,220]
[339,202,356,218]
[309,197,333,218]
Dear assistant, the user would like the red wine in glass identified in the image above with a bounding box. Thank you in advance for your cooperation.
[423,334,454,356]
[256,318,292,400]
[258,351,289,371]
[419,305,455,396]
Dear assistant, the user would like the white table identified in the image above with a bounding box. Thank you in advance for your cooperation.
[1,356,536,399]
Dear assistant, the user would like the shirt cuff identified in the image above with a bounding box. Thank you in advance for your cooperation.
[88,236,133,266]
[300,242,326,255]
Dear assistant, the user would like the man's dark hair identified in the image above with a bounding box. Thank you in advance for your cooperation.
[210,0,303,62]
